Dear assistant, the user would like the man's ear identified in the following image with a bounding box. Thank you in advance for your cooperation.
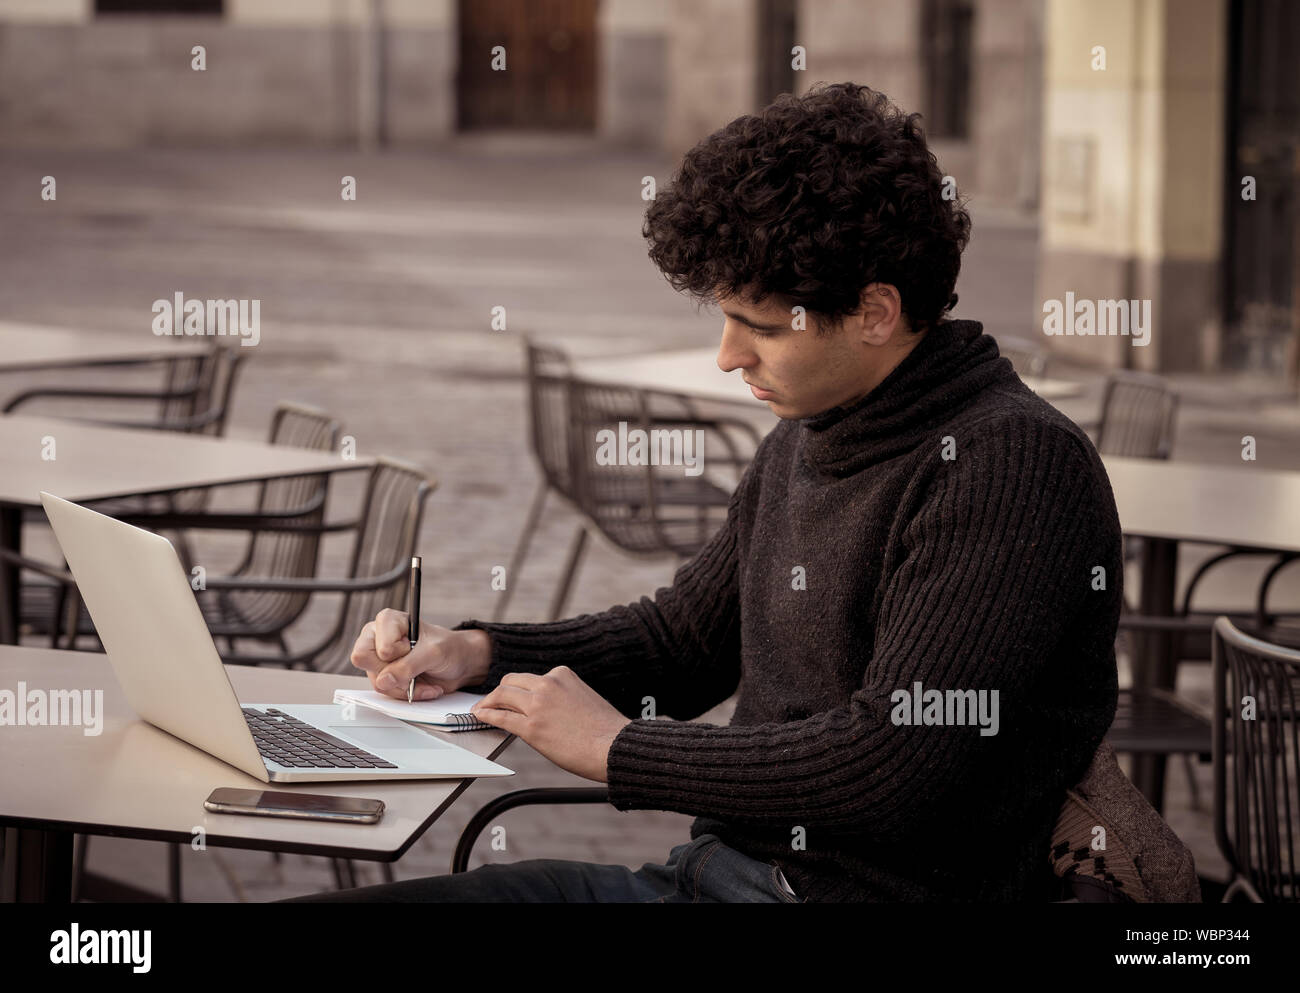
[858,283,904,345]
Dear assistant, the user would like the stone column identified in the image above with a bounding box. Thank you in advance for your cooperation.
[1036,0,1227,372]
[600,0,667,148]
[796,0,923,107]
[662,0,760,161]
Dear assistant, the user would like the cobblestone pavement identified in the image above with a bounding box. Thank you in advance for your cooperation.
[1,141,1297,900]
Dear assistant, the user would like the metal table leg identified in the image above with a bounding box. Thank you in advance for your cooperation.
[1,827,73,902]
[1132,535,1179,814]
[0,506,20,644]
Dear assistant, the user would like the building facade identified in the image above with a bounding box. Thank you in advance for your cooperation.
[0,0,1295,375]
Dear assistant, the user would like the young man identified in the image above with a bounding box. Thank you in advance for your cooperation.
[308,82,1122,903]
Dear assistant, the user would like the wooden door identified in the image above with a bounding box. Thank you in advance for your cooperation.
[457,0,598,130]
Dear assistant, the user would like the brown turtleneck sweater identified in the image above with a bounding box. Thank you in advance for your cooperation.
[458,318,1122,902]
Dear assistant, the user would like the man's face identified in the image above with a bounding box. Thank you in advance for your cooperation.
[714,289,919,420]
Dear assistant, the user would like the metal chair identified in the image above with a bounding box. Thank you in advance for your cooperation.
[0,345,248,643]
[490,341,577,621]
[569,377,752,548]
[1111,544,1300,814]
[3,342,243,437]
[57,344,246,538]
[1114,564,1300,817]
[196,455,435,674]
[1212,615,1300,901]
[1084,371,1203,811]
[108,345,246,538]
[192,402,340,656]
[20,453,430,673]
[12,401,337,652]
[448,742,1201,902]
[493,340,761,621]
[1086,370,1180,607]
[4,343,242,534]
[1085,370,1180,460]
[995,333,1048,379]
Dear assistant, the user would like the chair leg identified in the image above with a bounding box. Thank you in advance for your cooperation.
[381,862,395,884]
[72,834,89,902]
[548,524,589,621]
[168,843,182,903]
[171,530,198,575]
[1222,875,1263,903]
[51,585,68,648]
[331,858,356,890]
[492,481,548,622]
[62,591,83,651]
[1182,754,1201,811]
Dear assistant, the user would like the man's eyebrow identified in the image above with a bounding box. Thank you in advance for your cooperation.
[720,307,788,330]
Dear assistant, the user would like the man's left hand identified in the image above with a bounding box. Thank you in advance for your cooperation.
[470,666,633,783]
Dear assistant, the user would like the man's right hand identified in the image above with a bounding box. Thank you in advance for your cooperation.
[349,608,493,701]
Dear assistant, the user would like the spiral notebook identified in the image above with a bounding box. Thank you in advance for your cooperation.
[332,688,496,732]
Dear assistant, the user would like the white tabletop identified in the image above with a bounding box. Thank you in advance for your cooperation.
[1102,455,1300,552]
[0,646,513,859]
[0,323,210,373]
[569,346,1083,404]
[0,414,372,507]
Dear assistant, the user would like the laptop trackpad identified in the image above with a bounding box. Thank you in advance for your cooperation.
[330,725,447,749]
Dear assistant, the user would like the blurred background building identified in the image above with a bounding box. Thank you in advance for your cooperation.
[0,0,1295,373]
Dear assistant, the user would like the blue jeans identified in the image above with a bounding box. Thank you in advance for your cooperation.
[280,834,805,903]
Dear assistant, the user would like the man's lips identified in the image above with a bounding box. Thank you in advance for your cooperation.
[745,380,776,400]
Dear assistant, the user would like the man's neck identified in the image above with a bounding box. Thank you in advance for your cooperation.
[839,328,929,410]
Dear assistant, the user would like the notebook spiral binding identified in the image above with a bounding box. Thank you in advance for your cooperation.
[443,712,495,731]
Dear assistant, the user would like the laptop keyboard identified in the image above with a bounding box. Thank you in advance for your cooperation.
[242,707,399,769]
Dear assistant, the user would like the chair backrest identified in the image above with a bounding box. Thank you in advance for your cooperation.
[524,339,580,504]
[190,344,245,437]
[310,457,434,674]
[164,347,247,515]
[565,376,745,556]
[1212,615,1300,901]
[225,403,342,625]
[1095,370,1179,459]
[157,352,211,428]
[995,334,1048,379]
[1048,739,1201,902]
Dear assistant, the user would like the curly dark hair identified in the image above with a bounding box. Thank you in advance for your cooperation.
[643,81,971,334]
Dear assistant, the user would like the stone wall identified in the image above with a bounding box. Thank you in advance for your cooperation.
[0,14,454,147]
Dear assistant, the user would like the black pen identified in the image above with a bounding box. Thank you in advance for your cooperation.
[406,556,421,703]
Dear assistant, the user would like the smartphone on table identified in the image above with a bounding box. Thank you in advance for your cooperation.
[204,788,384,823]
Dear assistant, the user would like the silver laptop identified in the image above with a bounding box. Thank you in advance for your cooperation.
[40,491,513,784]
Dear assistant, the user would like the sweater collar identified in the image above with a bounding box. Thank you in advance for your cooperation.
[797,318,1015,474]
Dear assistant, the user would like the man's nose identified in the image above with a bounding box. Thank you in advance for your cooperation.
[716,321,755,373]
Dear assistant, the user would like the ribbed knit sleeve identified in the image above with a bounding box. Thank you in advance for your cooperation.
[603,419,1119,836]
[452,464,756,721]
